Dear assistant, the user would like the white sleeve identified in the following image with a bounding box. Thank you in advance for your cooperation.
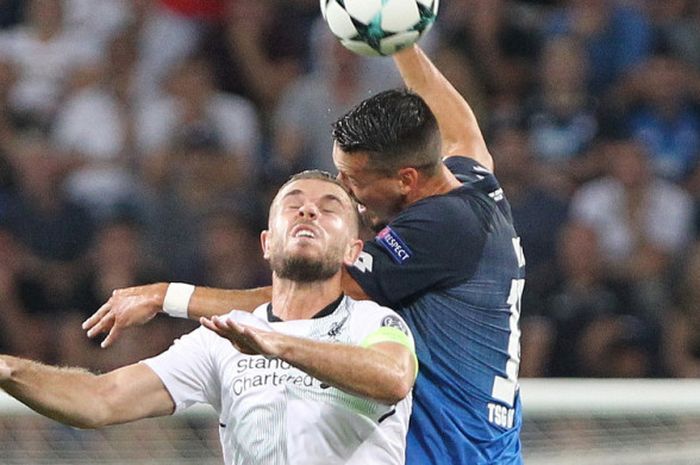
[141,326,222,413]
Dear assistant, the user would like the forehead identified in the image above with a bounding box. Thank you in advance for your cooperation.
[332,144,369,175]
[275,178,352,207]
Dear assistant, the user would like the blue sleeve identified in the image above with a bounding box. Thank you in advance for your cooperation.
[347,190,490,307]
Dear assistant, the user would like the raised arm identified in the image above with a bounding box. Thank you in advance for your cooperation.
[0,357,173,428]
[393,45,493,171]
[83,283,272,348]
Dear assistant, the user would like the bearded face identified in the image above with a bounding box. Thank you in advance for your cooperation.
[263,178,362,284]
[269,250,342,283]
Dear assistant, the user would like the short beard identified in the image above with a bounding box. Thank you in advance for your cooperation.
[272,255,340,283]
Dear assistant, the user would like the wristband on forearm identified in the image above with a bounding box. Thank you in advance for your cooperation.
[162,283,195,318]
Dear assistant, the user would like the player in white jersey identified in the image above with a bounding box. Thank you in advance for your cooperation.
[0,170,417,465]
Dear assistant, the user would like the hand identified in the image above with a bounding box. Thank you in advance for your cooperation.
[82,283,169,348]
[201,315,285,358]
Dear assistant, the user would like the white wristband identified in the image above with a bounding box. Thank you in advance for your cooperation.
[162,283,195,318]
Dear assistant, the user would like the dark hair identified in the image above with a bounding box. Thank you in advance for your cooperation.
[332,89,442,176]
[276,170,362,232]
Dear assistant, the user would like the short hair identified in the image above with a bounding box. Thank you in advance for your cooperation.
[274,170,362,233]
[332,89,442,176]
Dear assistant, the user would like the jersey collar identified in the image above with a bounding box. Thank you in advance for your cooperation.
[266,294,345,322]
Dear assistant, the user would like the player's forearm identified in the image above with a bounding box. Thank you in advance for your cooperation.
[0,358,174,429]
[278,339,414,405]
[393,45,493,170]
[0,356,113,429]
[186,286,272,319]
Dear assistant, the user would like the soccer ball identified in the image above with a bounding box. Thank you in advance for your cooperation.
[320,0,439,57]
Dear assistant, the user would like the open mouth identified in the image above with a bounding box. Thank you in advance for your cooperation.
[291,225,318,240]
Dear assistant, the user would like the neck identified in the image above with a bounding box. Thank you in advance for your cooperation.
[405,164,461,205]
[269,274,344,320]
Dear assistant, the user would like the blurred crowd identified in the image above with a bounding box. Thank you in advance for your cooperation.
[0,0,698,379]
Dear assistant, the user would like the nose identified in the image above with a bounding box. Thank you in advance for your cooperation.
[297,201,319,219]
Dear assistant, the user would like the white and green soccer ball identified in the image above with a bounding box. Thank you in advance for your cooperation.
[320,0,439,57]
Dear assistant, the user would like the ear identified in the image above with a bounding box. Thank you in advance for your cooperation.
[397,167,420,195]
[260,230,271,260]
[343,239,364,266]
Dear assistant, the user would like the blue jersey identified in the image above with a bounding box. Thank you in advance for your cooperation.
[347,157,525,465]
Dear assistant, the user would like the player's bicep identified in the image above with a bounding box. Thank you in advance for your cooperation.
[362,323,418,393]
[97,364,174,425]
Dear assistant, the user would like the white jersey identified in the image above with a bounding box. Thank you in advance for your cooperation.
[143,296,413,465]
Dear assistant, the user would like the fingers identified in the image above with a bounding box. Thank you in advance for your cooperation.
[201,317,257,353]
[101,325,122,349]
[85,312,115,339]
[82,302,111,331]
[200,317,220,334]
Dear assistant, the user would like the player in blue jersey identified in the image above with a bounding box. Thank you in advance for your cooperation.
[84,44,525,464]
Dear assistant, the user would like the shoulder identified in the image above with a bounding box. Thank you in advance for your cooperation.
[345,296,394,316]
[345,297,410,329]
[443,156,492,179]
[398,184,495,236]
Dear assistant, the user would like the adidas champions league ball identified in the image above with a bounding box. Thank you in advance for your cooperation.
[320,0,439,56]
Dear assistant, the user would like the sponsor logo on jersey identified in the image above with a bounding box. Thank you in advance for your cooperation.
[381,315,409,335]
[327,316,348,337]
[376,227,412,264]
[352,251,374,273]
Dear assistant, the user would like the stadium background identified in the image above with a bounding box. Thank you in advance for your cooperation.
[0,0,699,463]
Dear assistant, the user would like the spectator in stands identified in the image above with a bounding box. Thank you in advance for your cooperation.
[141,124,263,282]
[0,224,57,362]
[543,0,653,95]
[579,313,659,377]
[62,0,132,50]
[568,137,693,323]
[438,0,540,103]
[58,215,180,372]
[2,133,95,316]
[194,210,269,289]
[270,22,399,179]
[136,54,261,191]
[0,0,99,127]
[608,52,700,183]
[200,0,311,116]
[524,36,601,186]
[490,125,568,299]
[132,0,224,102]
[51,26,146,221]
[542,222,626,377]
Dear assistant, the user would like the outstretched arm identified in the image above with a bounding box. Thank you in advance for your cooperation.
[393,45,493,171]
[0,357,173,428]
[202,315,416,405]
[83,283,272,348]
